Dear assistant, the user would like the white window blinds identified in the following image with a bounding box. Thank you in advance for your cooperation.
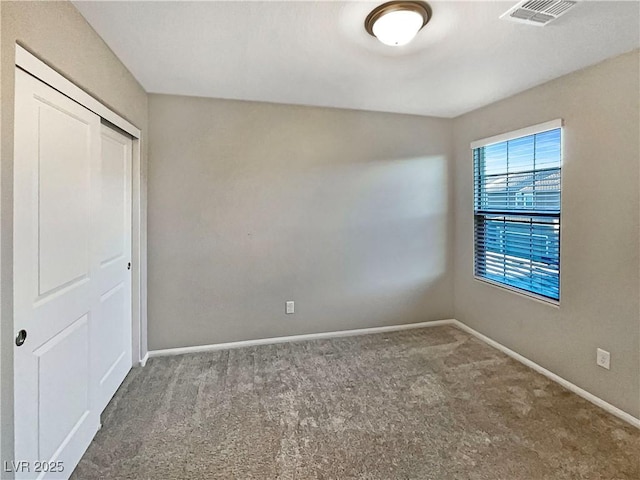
[473,121,562,301]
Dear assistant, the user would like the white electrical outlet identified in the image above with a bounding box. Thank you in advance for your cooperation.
[596,348,610,370]
[286,301,295,314]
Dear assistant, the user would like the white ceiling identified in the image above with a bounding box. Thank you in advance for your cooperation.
[73,1,640,118]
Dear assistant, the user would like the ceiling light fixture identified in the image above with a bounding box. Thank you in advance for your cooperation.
[365,1,432,47]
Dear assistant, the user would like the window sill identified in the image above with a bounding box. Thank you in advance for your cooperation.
[473,276,560,308]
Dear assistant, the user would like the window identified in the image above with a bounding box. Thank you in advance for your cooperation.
[472,120,562,302]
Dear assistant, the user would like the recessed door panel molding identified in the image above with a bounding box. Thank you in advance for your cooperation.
[35,315,91,462]
[37,101,92,297]
[100,133,127,265]
[95,284,125,378]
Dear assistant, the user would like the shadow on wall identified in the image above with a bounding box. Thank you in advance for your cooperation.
[148,97,452,348]
[149,151,450,348]
[329,154,447,295]
[198,154,449,327]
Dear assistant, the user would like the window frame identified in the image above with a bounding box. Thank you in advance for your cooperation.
[470,119,563,306]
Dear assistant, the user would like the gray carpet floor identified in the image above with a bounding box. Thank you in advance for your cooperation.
[71,326,639,479]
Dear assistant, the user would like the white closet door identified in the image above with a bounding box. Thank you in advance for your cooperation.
[94,124,132,413]
[13,69,132,479]
[14,68,101,479]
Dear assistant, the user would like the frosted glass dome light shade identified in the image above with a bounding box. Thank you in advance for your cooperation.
[365,2,431,47]
[373,10,424,46]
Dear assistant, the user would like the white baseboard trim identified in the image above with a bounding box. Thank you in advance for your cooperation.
[139,352,149,367]
[451,320,640,429]
[147,319,456,359]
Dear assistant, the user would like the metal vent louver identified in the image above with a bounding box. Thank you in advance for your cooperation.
[501,0,579,26]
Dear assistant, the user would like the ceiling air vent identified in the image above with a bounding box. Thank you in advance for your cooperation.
[501,0,579,26]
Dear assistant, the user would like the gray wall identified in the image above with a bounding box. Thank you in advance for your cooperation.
[453,50,640,418]
[148,94,454,350]
[0,1,148,473]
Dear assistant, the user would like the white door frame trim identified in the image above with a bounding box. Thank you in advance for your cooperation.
[15,44,146,366]
[15,45,140,138]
